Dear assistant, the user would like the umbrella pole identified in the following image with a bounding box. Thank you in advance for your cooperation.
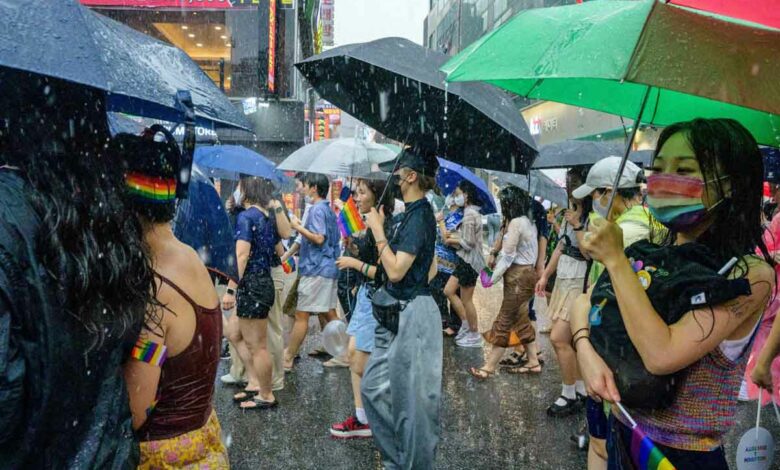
[606,87,651,215]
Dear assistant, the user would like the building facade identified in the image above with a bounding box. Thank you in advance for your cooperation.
[81,0,308,162]
[424,0,656,150]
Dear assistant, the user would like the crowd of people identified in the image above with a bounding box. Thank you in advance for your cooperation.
[1,71,779,470]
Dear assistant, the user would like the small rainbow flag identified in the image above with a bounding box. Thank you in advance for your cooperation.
[616,403,676,470]
[282,257,296,274]
[125,172,176,203]
[130,338,168,367]
[338,197,366,237]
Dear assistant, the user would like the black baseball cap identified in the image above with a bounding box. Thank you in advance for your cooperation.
[379,149,439,177]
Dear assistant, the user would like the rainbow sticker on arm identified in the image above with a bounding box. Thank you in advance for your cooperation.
[130,338,168,367]
[125,172,177,203]
[337,197,366,238]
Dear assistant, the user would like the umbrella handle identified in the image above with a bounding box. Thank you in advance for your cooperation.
[605,86,652,215]
[176,90,196,200]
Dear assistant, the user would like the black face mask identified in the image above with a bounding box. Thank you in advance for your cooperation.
[387,174,402,200]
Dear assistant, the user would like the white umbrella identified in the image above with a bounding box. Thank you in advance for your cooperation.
[278,138,398,178]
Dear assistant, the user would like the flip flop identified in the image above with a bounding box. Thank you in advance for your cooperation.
[468,367,496,380]
[499,352,525,368]
[508,363,542,375]
[233,390,259,402]
[240,397,279,410]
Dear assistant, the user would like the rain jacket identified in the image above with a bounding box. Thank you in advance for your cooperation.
[0,169,138,469]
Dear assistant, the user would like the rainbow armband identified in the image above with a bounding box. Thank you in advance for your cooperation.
[130,338,168,367]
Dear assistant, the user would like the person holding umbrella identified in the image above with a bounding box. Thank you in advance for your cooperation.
[361,149,441,469]
[443,180,487,348]
[574,119,774,468]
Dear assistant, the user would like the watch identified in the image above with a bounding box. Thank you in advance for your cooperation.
[226,287,236,296]
[274,206,285,214]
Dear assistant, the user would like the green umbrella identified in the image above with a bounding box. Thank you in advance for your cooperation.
[442,0,780,147]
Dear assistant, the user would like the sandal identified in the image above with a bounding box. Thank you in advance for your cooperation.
[499,352,526,368]
[233,389,259,402]
[468,367,496,380]
[240,396,279,410]
[508,362,542,374]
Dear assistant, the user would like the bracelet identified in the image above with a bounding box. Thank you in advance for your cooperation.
[360,263,366,275]
[378,243,389,259]
[363,263,371,276]
[572,335,590,352]
[572,224,584,232]
[571,327,589,339]
[375,238,388,246]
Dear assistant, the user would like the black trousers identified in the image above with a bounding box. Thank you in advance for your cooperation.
[338,268,359,323]
[430,271,461,331]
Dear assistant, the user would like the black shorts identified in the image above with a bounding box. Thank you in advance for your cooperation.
[236,271,275,320]
[586,397,608,440]
[452,257,478,288]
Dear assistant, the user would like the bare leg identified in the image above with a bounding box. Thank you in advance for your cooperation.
[551,318,579,385]
[588,437,607,470]
[482,345,505,373]
[284,311,311,368]
[225,315,257,389]
[348,338,371,410]
[460,285,478,332]
[239,317,274,403]
[444,276,466,322]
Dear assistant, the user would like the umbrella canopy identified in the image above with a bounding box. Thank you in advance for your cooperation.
[533,141,653,170]
[195,145,285,185]
[296,37,538,173]
[173,165,239,283]
[436,158,497,215]
[277,138,398,178]
[669,0,780,30]
[443,0,780,147]
[488,170,568,208]
[0,0,251,131]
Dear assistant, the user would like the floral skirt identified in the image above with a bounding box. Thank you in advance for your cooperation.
[139,410,229,469]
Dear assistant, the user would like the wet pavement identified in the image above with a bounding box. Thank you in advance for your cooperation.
[214,278,780,469]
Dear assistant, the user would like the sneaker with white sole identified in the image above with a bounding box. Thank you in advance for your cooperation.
[220,373,245,385]
[455,322,470,341]
[330,416,372,439]
[456,331,483,348]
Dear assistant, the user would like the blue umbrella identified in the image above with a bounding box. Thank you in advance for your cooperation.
[173,165,238,283]
[436,158,497,215]
[195,145,285,185]
[0,0,251,131]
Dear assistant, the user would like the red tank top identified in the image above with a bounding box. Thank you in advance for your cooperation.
[137,274,222,442]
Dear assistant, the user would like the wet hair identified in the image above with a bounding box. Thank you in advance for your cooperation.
[417,174,437,193]
[294,171,307,183]
[111,126,181,224]
[241,176,274,207]
[304,173,330,198]
[498,186,531,226]
[457,179,480,207]
[358,178,394,213]
[654,118,773,274]
[566,166,589,193]
[0,70,154,347]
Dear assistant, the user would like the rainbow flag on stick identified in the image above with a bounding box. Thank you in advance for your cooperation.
[282,257,296,274]
[338,197,366,237]
[615,402,676,470]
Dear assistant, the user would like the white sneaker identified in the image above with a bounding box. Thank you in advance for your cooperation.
[456,331,483,348]
[220,373,245,385]
[455,322,470,341]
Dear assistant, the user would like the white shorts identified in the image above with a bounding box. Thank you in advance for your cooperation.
[297,275,338,313]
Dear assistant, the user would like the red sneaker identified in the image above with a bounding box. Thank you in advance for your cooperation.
[329,416,372,439]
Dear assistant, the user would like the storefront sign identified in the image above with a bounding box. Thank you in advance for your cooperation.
[280,0,293,9]
[80,0,259,8]
[267,0,277,94]
[321,0,334,47]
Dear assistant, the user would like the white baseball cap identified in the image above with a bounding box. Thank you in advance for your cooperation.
[572,156,643,200]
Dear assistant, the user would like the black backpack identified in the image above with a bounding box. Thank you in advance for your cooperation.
[589,240,751,409]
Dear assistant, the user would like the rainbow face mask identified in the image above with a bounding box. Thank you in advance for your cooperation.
[646,173,724,232]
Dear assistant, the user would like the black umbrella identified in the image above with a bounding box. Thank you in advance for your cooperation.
[488,170,568,208]
[0,0,251,132]
[533,140,653,170]
[296,37,538,173]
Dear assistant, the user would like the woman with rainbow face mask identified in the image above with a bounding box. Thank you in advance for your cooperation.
[571,118,775,469]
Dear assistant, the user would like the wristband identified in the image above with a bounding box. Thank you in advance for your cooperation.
[226,287,236,296]
[572,224,584,231]
[274,206,284,214]
[571,327,589,339]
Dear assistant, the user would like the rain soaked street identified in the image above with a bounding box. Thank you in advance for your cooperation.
[214,277,780,469]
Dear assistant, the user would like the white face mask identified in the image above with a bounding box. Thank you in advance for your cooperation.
[304,195,313,204]
[593,194,609,219]
[454,194,466,207]
[444,195,454,208]
[233,188,243,205]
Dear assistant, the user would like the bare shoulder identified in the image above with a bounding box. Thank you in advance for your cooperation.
[156,240,219,308]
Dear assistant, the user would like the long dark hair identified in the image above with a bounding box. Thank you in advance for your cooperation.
[654,118,773,274]
[0,70,155,348]
[498,186,531,228]
[457,179,480,207]
[241,175,274,207]
[359,178,394,214]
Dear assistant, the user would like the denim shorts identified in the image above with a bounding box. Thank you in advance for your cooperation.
[346,284,377,353]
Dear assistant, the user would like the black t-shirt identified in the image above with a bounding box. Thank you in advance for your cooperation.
[386,198,436,300]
